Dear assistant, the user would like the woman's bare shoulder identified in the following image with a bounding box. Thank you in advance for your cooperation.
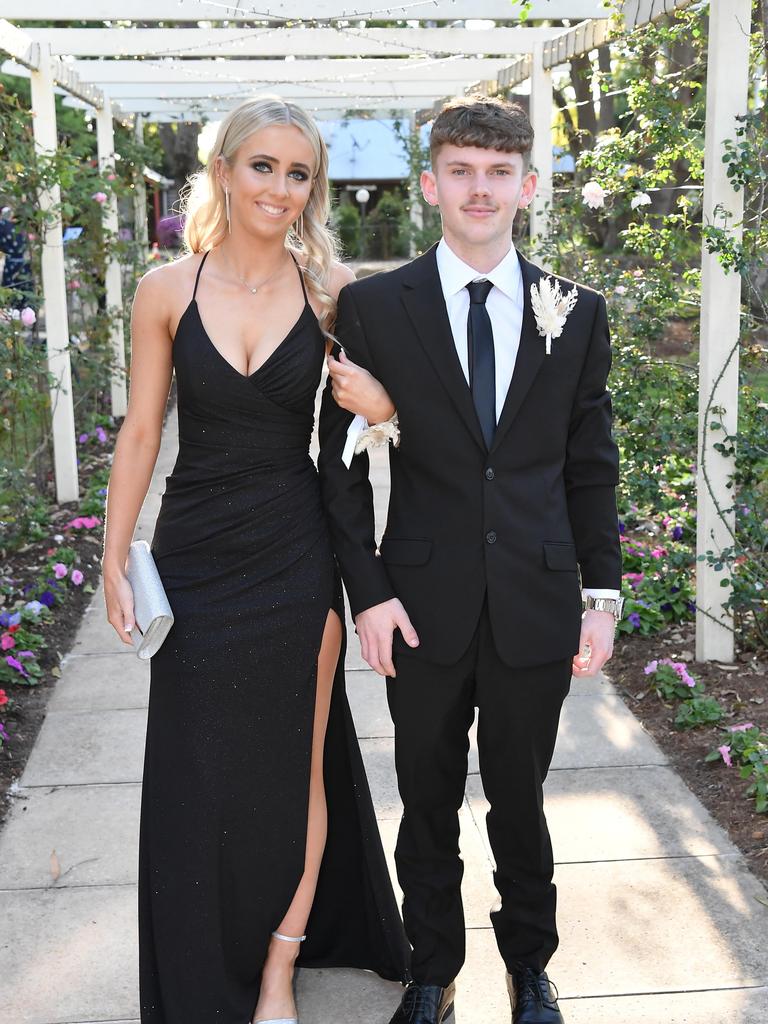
[327,259,356,299]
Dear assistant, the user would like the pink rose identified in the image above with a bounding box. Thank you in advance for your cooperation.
[20,307,36,327]
[92,192,108,205]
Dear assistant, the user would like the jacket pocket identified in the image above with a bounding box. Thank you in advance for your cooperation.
[379,537,432,566]
[543,541,578,572]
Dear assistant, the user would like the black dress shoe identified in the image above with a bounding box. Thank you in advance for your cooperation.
[388,981,456,1024]
[506,968,564,1023]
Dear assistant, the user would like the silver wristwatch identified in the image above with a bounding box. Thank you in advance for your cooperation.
[582,595,625,621]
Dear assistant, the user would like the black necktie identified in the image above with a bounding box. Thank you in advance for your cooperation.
[466,279,496,449]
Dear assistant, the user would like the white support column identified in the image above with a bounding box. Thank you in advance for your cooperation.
[96,97,127,418]
[133,115,149,253]
[29,43,79,503]
[529,41,553,246]
[408,112,424,258]
[695,0,751,662]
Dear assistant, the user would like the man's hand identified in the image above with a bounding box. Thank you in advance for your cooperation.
[572,609,615,678]
[355,598,419,677]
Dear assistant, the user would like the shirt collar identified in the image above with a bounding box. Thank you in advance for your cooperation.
[436,237,522,303]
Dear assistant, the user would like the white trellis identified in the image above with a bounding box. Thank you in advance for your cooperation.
[0,0,755,662]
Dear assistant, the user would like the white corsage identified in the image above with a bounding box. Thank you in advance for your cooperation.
[342,413,399,469]
[530,276,579,355]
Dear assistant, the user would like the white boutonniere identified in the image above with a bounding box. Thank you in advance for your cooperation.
[530,276,579,355]
[353,414,400,456]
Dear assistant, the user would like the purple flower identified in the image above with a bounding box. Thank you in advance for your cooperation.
[53,562,68,580]
[661,602,672,612]
[71,569,84,586]
[618,521,626,535]
[0,722,9,743]
[671,525,684,541]
[644,660,658,675]
[38,590,56,608]
[78,432,89,444]
[24,600,45,615]
[95,426,108,443]
[5,655,28,678]
[0,611,21,628]
[628,612,642,629]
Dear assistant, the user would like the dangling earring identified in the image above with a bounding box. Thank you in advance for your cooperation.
[225,187,231,234]
[295,212,304,240]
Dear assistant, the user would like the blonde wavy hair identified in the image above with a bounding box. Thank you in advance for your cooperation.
[181,96,338,336]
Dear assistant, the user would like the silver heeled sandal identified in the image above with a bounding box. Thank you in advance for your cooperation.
[252,932,305,1024]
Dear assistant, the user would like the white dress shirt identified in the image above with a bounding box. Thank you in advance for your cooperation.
[344,237,619,602]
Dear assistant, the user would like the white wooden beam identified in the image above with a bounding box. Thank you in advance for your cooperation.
[133,116,149,254]
[0,18,105,108]
[0,2,613,22]
[96,99,128,419]
[63,95,441,116]
[28,43,79,504]
[54,57,540,85]
[695,0,751,662]
[25,27,568,59]
[529,42,553,245]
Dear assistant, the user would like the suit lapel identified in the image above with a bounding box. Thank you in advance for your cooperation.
[490,250,547,453]
[400,246,487,454]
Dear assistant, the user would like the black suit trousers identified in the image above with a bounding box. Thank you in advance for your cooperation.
[386,601,571,986]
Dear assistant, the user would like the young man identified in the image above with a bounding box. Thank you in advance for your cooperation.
[319,98,622,1024]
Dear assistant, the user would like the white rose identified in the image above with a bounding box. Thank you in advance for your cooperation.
[582,180,606,210]
[631,192,652,210]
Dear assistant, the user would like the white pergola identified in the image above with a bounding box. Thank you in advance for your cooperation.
[0,0,754,661]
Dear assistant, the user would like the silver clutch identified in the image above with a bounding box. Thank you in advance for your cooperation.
[125,540,174,660]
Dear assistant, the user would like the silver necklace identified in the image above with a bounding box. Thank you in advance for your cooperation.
[227,252,289,295]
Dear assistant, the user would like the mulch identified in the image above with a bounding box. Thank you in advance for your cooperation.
[610,622,768,887]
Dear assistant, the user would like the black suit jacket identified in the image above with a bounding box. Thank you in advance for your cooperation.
[318,245,621,668]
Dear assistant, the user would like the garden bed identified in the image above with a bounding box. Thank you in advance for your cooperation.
[610,624,768,888]
[0,427,113,825]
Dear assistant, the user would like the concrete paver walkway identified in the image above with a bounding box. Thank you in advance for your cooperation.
[1,408,767,1024]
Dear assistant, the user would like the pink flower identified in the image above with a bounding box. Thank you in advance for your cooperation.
[718,744,732,768]
[71,569,84,586]
[644,660,658,675]
[1,634,15,651]
[69,279,81,290]
[106,173,116,181]
[650,547,668,559]
[20,307,36,327]
[0,689,7,707]
[728,722,755,733]
[53,562,68,579]
[92,191,108,205]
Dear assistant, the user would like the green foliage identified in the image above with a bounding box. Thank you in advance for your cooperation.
[0,79,152,551]
[673,696,724,731]
[333,202,361,259]
[366,191,410,260]
[707,726,768,814]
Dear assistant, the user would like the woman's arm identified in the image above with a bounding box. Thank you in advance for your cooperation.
[326,262,396,424]
[102,267,175,644]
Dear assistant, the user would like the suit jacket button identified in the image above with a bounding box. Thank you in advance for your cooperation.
[485,467,495,481]
[486,530,497,545]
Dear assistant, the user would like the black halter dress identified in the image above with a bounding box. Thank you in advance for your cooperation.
[138,251,409,1022]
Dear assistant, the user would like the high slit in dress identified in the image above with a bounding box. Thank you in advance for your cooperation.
[138,251,409,1022]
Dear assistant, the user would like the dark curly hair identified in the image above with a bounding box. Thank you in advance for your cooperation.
[429,97,534,170]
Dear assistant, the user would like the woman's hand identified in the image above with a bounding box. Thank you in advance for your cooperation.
[327,350,395,423]
[104,565,136,646]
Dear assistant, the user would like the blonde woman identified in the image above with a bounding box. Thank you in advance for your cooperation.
[102,97,408,1024]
